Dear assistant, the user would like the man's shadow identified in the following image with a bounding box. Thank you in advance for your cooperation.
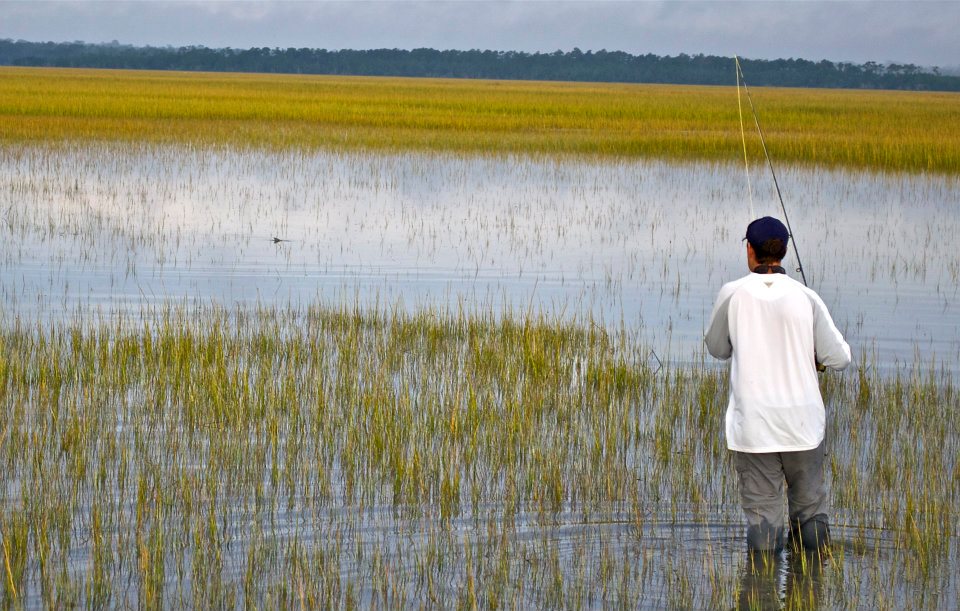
[736,547,828,610]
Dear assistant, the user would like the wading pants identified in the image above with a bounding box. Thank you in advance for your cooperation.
[733,439,830,553]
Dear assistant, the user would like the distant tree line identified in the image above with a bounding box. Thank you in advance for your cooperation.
[2,39,958,92]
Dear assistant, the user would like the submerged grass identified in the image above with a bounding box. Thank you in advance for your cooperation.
[1,67,958,173]
[0,303,955,608]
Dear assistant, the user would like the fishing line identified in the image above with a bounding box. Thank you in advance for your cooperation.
[735,57,755,219]
[734,56,808,287]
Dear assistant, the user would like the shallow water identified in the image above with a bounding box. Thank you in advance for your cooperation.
[19,496,952,609]
[1,144,959,608]
[2,145,958,370]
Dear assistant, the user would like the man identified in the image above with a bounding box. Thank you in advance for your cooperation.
[705,216,851,554]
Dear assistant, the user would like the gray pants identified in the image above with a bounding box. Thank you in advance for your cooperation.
[733,439,830,552]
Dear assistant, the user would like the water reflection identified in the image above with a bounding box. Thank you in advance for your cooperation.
[1,144,958,370]
[737,548,826,611]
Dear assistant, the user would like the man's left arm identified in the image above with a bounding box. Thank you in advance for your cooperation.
[811,295,852,371]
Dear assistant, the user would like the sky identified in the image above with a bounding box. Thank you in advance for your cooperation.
[1,1,957,68]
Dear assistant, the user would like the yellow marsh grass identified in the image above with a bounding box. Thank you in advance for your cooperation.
[1,66,958,172]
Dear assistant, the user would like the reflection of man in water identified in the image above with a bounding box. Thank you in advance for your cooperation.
[737,549,827,610]
[705,217,851,554]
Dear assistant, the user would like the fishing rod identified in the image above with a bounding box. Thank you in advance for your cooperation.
[734,56,809,287]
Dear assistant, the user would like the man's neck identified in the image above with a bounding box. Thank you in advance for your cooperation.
[752,262,785,274]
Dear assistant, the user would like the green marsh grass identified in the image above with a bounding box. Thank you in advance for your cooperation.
[1,66,959,173]
[1,74,958,607]
[0,303,955,607]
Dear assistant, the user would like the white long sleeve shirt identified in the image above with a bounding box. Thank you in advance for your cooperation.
[705,272,851,453]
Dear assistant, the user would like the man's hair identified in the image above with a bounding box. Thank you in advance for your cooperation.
[754,238,788,264]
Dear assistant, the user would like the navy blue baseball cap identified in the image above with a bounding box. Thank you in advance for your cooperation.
[745,216,789,249]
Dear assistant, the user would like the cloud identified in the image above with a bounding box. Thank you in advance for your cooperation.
[0,1,956,66]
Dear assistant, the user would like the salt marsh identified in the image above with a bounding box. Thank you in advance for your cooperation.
[0,144,958,608]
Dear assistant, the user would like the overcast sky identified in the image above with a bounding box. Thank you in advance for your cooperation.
[1,1,956,68]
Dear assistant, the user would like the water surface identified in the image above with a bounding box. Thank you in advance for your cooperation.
[1,143,958,608]
[2,144,957,371]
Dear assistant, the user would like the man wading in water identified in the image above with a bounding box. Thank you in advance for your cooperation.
[705,217,851,556]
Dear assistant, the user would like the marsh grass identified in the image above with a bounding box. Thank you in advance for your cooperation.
[1,70,958,606]
[1,67,959,173]
[0,303,955,608]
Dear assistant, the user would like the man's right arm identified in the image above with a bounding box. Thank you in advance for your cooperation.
[705,286,733,360]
